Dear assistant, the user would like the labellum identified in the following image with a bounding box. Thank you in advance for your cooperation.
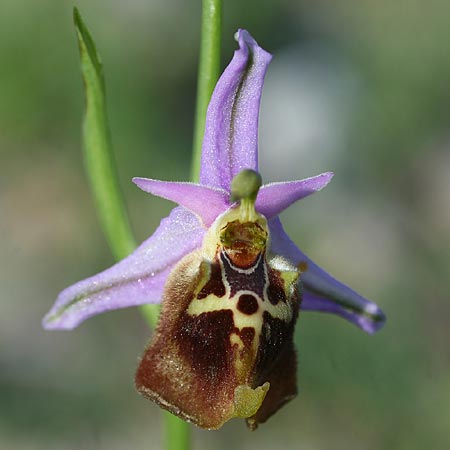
[135,170,302,430]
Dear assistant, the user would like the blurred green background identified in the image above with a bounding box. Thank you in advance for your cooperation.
[1,0,450,449]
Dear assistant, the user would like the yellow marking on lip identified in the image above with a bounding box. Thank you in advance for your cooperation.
[230,333,244,350]
[230,332,255,380]
[187,291,294,347]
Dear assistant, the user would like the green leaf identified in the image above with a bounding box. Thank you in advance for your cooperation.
[74,8,159,326]
[73,7,103,87]
[74,7,135,261]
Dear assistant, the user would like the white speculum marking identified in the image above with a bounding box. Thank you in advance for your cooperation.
[186,253,295,342]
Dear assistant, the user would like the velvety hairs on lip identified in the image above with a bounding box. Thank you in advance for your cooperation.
[43,29,386,430]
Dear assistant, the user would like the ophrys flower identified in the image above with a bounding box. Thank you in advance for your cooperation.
[43,30,385,430]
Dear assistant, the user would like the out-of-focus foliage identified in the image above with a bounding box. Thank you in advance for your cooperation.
[1,0,449,449]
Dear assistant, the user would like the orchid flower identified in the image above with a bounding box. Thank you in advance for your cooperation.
[43,30,385,430]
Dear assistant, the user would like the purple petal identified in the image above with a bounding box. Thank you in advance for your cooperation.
[43,207,205,330]
[268,218,386,334]
[133,178,230,226]
[257,172,334,218]
[200,29,272,191]
[300,292,385,333]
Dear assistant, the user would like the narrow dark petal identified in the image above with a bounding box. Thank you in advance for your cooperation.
[268,218,386,334]
[257,172,334,218]
[200,30,272,191]
[133,178,229,226]
[43,208,205,329]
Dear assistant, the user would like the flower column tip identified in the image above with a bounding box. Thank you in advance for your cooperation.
[230,169,262,203]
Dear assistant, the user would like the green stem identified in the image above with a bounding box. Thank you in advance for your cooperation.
[190,0,222,182]
[165,412,191,450]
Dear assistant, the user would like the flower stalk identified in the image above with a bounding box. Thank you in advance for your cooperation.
[191,0,222,182]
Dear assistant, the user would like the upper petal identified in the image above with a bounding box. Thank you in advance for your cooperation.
[133,178,230,226]
[43,207,205,330]
[200,29,272,191]
[268,217,386,334]
[257,172,334,218]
